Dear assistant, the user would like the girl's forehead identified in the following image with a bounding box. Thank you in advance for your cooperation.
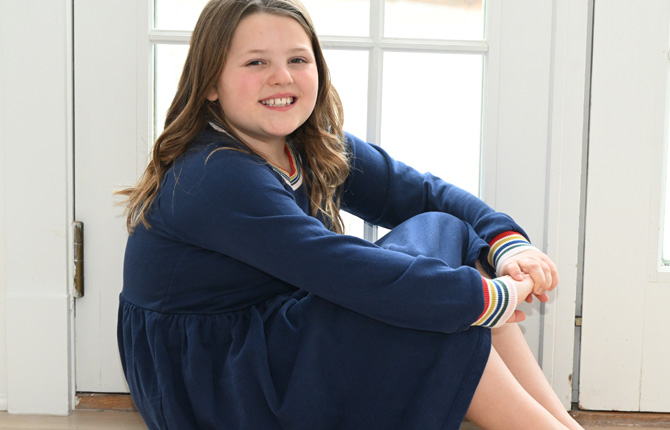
[230,12,312,47]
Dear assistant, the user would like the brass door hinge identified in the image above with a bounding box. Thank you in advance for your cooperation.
[73,221,84,298]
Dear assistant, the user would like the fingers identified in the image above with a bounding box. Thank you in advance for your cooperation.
[505,309,526,324]
[535,292,550,303]
[523,259,550,295]
[504,262,525,282]
[501,251,558,296]
[525,292,550,304]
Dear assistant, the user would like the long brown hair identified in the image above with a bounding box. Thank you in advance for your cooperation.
[119,0,349,233]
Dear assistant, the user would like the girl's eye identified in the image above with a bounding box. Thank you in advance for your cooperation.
[290,58,307,64]
[246,60,264,66]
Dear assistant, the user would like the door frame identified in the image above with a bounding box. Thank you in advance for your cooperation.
[0,0,75,415]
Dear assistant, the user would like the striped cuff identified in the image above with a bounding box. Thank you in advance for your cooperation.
[488,231,536,275]
[473,277,517,328]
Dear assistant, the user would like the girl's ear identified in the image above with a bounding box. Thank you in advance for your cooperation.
[206,87,219,102]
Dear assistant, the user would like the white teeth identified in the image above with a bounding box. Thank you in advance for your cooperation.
[262,97,295,107]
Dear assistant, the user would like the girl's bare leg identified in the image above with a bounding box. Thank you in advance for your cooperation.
[465,347,569,430]
[472,262,583,429]
[491,323,584,430]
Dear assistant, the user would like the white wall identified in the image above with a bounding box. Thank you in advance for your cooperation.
[0,0,73,414]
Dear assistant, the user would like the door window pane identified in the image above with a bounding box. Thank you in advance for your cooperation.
[301,0,370,37]
[154,44,189,139]
[155,0,208,30]
[380,52,483,196]
[323,49,369,236]
[323,50,369,140]
[385,0,484,41]
[156,0,370,35]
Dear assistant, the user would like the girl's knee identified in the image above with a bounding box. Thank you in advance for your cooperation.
[375,212,481,264]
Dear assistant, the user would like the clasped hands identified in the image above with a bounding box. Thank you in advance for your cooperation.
[497,249,559,324]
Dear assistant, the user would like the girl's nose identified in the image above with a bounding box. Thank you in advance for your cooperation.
[269,65,293,86]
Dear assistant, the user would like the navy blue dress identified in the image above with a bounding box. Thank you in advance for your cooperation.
[118,129,526,429]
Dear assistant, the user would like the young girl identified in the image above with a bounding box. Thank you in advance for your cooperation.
[117,1,584,429]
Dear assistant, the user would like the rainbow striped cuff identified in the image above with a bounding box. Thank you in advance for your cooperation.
[487,231,536,275]
[473,277,517,328]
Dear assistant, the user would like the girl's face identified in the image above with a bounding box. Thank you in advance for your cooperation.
[207,13,319,150]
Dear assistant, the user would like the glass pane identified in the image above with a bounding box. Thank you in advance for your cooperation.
[323,50,369,141]
[155,0,208,30]
[156,0,370,35]
[380,52,483,196]
[385,0,484,40]
[301,0,370,37]
[154,44,189,139]
[323,49,369,237]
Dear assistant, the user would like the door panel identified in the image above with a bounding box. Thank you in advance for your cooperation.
[73,0,555,394]
[74,0,147,392]
[580,0,670,411]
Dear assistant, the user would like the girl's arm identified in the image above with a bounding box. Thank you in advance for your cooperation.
[160,145,521,333]
[341,133,555,294]
[341,133,525,244]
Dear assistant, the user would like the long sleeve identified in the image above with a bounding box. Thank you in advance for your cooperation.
[156,138,503,334]
[341,133,528,246]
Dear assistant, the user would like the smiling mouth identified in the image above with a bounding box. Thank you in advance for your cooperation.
[261,97,296,107]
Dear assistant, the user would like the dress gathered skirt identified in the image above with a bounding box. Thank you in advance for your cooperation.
[118,130,528,429]
[118,213,492,430]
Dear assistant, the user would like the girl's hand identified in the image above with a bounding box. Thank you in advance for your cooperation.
[498,249,558,299]
[497,274,534,324]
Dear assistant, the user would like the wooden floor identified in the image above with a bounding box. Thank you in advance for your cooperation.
[0,410,147,429]
[460,411,670,430]
[0,410,668,429]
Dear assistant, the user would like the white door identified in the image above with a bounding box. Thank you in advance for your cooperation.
[580,0,670,411]
[73,0,150,392]
[73,0,557,394]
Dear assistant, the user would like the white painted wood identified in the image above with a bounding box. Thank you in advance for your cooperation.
[6,295,71,415]
[73,0,148,393]
[488,0,555,360]
[581,0,670,411]
[0,0,74,414]
[542,0,591,408]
